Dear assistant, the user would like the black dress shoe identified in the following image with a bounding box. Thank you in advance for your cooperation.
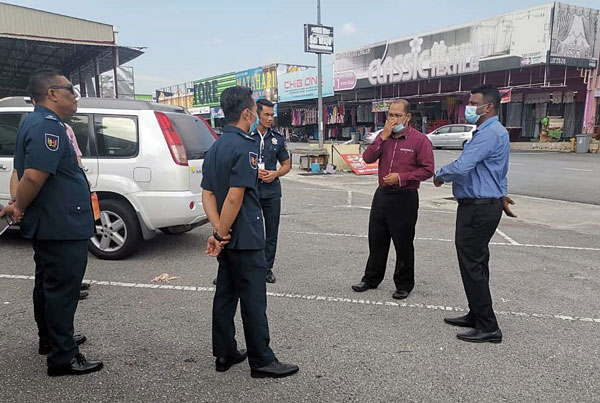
[80,282,91,291]
[392,290,409,300]
[266,269,276,284]
[47,353,104,376]
[444,315,476,328]
[39,334,87,355]
[215,349,248,372]
[351,281,373,292]
[251,359,299,378]
[456,328,502,344]
[79,291,89,300]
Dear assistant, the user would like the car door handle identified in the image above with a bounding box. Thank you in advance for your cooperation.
[82,166,90,173]
[0,164,8,171]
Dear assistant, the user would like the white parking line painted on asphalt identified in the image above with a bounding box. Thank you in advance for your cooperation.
[563,168,594,172]
[509,163,525,166]
[495,229,521,246]
[1,274,598,325]
[282,230,600,252]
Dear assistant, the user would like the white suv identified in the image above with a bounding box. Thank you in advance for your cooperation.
[0,97,215,260]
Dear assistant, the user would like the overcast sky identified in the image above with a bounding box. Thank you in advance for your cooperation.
[8,0,600,94]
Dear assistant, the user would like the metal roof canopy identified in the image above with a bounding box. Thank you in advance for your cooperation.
[0,2,143,98]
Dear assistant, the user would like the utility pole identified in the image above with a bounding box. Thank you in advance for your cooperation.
[317,0,323,148]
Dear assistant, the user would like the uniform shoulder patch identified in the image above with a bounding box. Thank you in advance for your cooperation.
[45,114,57,121]
[249,152,258,169]
[45,133,60,151]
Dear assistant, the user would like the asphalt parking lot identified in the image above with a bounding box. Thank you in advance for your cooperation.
[1,169,599,403]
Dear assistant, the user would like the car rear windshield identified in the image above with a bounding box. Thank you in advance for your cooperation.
[165,113,215,160]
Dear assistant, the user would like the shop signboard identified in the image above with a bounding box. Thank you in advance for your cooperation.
[211,107,224,119]
[549,3,600,69]
[235,66,279,101]
[371,99,395,113]
[278,66,334,102]
[236,67,265,99]
[193,73,236,108]
[189,106,210,115]
[340,154,378,175]
[304,24,334,54]
[334,4,553,90]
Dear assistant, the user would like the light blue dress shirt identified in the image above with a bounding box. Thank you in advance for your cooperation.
[435,116,509,199]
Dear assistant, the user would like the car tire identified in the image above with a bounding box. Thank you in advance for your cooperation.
[89,198,142,260]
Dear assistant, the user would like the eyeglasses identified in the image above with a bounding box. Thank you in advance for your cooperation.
[48,84,81,100]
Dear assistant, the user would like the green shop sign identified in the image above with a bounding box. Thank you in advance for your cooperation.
[193,73,236,107]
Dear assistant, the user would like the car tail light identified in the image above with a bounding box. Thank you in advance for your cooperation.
[155,111,188,166]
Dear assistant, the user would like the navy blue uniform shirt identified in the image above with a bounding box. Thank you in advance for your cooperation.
[13,105,94,240]
[201,125,265,250]
[251,128,289,199]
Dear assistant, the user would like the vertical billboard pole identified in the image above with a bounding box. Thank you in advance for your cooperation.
[317,0,324,148]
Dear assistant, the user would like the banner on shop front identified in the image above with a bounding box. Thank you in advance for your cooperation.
[193,73,236,108]
[278,66,334,102]
[549,4,599,69]
[334,4,553,90]
[340,154,378,175]
[236,66,278,101]
[499,89,511,103]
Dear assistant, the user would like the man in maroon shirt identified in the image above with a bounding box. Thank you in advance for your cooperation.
[351,99,434,300]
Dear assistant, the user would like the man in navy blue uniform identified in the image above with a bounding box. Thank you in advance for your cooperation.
[201,86,299,378]
[0,69,103,375]
[251,98,290,283]
[434,84,517,344]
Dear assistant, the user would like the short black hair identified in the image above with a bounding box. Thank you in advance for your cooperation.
[26,69,64,103]
[471,84,501,112]
[220,86,255,124]
[256,98,274,114]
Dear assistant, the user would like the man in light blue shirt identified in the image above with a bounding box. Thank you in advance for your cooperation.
[434,84,516,344]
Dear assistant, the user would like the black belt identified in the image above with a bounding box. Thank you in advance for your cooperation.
[457,198,501,206]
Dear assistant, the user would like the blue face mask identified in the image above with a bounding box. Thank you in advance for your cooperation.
[465,104,490,125]
[248,110,259,133]
[392,123,405,133]
[392,117,409,133]
[464,106,481,124]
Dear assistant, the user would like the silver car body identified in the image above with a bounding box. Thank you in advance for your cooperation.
[427,124,476,149]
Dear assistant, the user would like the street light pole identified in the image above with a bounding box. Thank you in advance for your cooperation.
[317,0,324,148]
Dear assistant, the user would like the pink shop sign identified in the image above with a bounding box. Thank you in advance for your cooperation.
[334,71,357,91]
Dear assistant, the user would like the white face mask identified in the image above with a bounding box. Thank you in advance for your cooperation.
[247,109,259,133]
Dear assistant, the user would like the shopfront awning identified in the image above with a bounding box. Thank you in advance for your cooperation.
[0,3,144,98]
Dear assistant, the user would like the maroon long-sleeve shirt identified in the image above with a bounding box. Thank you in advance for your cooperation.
[363,126,435,189]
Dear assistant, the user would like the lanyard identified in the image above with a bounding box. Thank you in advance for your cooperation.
[257,129,266,162]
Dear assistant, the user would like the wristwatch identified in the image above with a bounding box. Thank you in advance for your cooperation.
[213,231,225,242]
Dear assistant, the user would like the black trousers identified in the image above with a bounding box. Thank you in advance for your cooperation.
[32,239,88,367]
[259,197,281,270]
[455,201,503,332]
[362,187,419,292]
[213,249,275,369]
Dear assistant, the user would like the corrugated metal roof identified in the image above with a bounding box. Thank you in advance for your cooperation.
[0,2,114,45]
